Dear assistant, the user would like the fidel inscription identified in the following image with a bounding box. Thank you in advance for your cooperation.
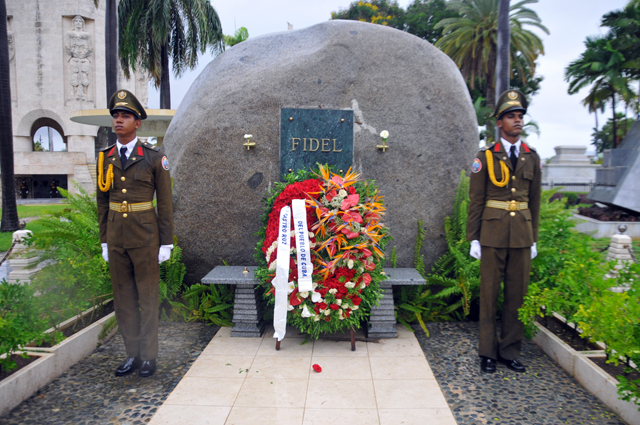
[280,108,354,178]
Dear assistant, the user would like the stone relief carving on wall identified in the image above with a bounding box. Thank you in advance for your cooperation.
[118,64,150,108]
[7,16,17,105]
[65,16,93,102]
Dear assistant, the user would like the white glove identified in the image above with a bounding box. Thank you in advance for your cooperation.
[531,242,537,259]
[158,245,173,264]
[470,240,481,260]
[101,243,109,262]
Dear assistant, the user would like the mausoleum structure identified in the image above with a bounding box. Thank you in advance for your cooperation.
[5,0,149,199]
[163,20,479,282]
[542,145,598,189]
[589,120,640,214]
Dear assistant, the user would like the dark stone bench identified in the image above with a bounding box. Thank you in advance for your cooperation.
[201,266,425,338]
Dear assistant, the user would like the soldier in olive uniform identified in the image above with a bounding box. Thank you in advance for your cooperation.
[97,90,174,378]
[467,89,541,374]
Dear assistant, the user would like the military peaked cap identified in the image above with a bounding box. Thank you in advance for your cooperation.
[494,89,527,119]
[108,89,147,120]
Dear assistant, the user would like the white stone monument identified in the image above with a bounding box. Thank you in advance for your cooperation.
[542,146,599,189]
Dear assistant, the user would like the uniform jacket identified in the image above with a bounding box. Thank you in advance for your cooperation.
[467,141,541,248]
[97,140,173,249]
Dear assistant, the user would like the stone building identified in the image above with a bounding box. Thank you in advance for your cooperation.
[542,145,599,192]
[5,0,149,199]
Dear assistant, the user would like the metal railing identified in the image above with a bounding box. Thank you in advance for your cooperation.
[541,182,596,193]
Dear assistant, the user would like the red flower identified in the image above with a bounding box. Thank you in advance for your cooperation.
[344,309,351,318]
[312,364,322,373]
[364,260,376,271]
[361,248,372,258]
[352,296,362,306]
[342,211,363,224]
[324,316,331,322]
[362,273,372,285]
[329,304,340,310]
[326,189,338,202]
[341,194,360,210]
[290,288,303,306]
[317,302,328,311]
[348,186,356,195]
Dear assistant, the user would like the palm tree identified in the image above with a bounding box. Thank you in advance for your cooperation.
[435,0,548,109]
[0,0,19,232]
[118,0,225,109]
[565,35,637,148]
[223,27,249,48]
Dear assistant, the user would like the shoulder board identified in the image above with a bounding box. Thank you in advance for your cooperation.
[142,142,160,152]
[480,142,497,152]
[100,143,116,152]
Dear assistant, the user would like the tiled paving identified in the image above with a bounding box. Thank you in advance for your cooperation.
[148,325,456,425]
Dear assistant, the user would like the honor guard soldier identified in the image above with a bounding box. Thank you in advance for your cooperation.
[97,90,174,378]
[467,89,541,374]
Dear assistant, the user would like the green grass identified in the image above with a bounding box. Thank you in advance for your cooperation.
[0,204,70,252]
[1,203,70,219]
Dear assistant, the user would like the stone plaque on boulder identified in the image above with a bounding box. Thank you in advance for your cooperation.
[163,20,478,284]
[280,108,354,177]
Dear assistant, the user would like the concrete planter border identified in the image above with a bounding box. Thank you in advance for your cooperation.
[532,322,640,424]
[0,302,118,417]
[0,352,55,417]
[572,213,640,239]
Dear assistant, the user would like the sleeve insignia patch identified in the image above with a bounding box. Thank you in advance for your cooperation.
[471,158,482,173]
[162,156,169,171]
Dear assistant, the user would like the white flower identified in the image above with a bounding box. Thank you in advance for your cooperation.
[301,305,312,318]
[336,299,342,306]
[314,314,321,322]
[324,309,331,316]
[268,260,277,272]
[338,310,345,320]
[300,291,309,298]
[308,231,314,238]
[380,130,389,138]
[347,259,354,269]
[244,134,253,139]
[287,304,294,311]
[287,281,295,293]
[313,282,318,289]
[352,305,359,310]
[345,281,355,289]
[329,288,337,294]
[265,240,278,263]
[311,291,322,302]
[359,282,366,289]
[309,241,316,248]
[339,189,347,197]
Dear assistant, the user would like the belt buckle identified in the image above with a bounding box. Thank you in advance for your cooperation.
[119,204,129,213]
[509,201,517,211]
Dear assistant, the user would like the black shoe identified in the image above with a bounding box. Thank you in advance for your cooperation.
[498,356,526,373]
[480,356,497,373]
[115,357,141,376]
[139,359,156,377]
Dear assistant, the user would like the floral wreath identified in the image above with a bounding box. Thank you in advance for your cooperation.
[255,165,390,339]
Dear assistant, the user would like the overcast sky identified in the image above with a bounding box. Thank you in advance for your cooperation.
[147,0,631,159]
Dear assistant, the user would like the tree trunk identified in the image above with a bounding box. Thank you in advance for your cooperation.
[159,43,171,109]
[0,0,19,232]
[494,0,510,140]
[105,0,118,145]
[612,93,617,149]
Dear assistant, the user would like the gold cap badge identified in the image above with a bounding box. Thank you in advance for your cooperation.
[117,91,127,99]
[508,91,518,100]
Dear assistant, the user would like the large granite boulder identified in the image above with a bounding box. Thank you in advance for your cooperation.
[164,20,478,283]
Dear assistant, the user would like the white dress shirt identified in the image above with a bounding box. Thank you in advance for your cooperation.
[116,137,138,159]
[501,138,521,158]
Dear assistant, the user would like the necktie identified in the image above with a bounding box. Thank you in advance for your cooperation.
[510,145,517,169]
[120,146,128,168]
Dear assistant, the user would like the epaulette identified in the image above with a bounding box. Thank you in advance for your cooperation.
[100,143,116,152]
[142,141,160,152]
[479,142,496,152]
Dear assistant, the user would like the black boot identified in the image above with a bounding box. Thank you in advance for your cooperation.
[480,356,497,373]
[115,357,141,376]
[139,359,156,378]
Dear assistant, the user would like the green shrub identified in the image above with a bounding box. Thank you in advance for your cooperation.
[27,185,111,336]
[170,283,234,327]
[0,281,47,372]
[159,237,187,319]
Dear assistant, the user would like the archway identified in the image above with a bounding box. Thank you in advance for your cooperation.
[31,118,67,152]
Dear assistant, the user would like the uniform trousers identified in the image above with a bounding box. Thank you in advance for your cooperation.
[109,245,160,360]
[479,246,531,360]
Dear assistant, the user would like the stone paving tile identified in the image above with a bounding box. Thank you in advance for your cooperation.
[413,321,626,425]
[0,322,219,425]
